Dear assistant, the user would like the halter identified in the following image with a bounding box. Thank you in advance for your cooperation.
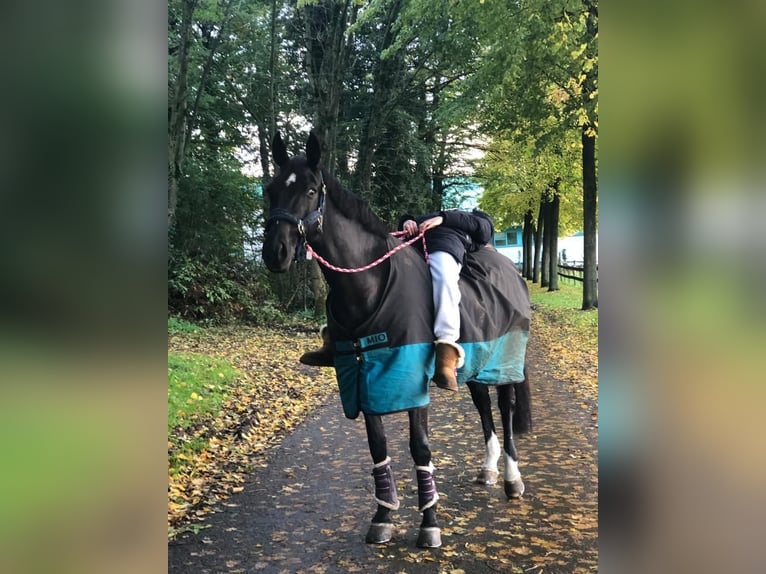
[265,171,326,259]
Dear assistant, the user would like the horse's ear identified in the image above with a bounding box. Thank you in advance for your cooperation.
[306,131,321,170]
[272,132,289,169]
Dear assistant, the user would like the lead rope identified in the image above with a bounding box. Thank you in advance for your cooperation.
[304,230,429,273]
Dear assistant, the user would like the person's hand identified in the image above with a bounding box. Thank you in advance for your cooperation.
[419,216,443,233]
[403,219,418,238]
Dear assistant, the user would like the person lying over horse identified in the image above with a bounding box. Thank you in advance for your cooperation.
[397,208,494,391]
[300,207,494,393]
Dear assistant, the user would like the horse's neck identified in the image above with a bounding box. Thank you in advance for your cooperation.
[316,210,390,330]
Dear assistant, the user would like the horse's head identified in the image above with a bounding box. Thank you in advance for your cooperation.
[262,131,326,272]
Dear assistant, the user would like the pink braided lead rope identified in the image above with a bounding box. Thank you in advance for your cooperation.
[304,230,429,273]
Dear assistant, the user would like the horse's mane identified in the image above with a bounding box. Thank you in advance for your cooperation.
[323,168,391,239]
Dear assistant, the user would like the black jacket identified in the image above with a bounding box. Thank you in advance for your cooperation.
[398,208,494,265]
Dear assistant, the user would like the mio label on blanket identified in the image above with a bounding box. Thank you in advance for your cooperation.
[360,332,388,348]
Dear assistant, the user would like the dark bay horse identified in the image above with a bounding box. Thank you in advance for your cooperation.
[262,131,532,548]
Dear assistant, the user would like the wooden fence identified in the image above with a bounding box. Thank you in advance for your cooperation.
[557,261,598,284]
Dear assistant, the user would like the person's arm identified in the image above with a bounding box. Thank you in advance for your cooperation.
[440,210,493,245]
[400,212,439,238]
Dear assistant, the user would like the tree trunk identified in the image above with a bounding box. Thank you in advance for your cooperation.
[523,209,534,279]
[581,0,598,309]
[308,259,327,319]
[548,190,560,292]
[180,0,236,171]
[258,123,272,183]
[533,198,544,284]
[582,124,598,309]
[303,0,354,171]
[352,0,402,197]
[540,199,551,287]
[168,0,197,228]
[269,0,278,139]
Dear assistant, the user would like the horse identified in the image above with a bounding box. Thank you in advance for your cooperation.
[262,130,532,548]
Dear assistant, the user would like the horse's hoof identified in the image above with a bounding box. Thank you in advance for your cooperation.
[416,526,442,548]
[366,522,393,544]
[504,477,525,499]
[475,469,499,485]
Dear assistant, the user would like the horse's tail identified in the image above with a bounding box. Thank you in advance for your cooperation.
[512,366,532,434]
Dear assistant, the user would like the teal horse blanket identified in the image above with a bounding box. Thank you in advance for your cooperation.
[328,239,530,420]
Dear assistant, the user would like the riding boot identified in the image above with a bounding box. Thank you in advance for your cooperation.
[371,456,400,510]
[299,325,334,367]
[432,341,464,391]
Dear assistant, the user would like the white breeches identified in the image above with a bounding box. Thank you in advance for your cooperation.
[429,251,462,343]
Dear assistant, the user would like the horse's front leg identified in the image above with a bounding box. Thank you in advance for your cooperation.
[467,382,502,486]
[363,413,399,544]
[408,406,441,548]
[497,383,525,498]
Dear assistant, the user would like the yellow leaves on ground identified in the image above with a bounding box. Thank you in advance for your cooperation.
[168,325,336,537]
[530,305,598,406]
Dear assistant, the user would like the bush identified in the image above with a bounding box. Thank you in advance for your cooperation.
[168,253,276,324]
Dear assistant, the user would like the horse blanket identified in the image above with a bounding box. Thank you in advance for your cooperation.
[328,239,530,420]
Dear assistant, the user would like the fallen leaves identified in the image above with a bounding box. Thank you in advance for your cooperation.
[168,325,336,537]
[528,291,598,409]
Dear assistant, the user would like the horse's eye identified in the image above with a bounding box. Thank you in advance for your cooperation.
[307,188,317,198]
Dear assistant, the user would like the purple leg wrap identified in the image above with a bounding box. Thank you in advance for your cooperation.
[415,463,439,511]
[372,457,400,510]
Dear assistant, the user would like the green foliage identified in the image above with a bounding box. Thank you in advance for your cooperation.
[168,128,265,323]
[468,0,598,138]
[171,154,259,260]
[168,253,276,324]
[168,317,200,334]
[476,128,582,233]
[369,109,436,223]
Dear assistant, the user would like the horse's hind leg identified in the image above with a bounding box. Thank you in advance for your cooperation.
[408,406,441,548]
[363,413,399,544]
[467,382,501,486]
[497,383,525,499]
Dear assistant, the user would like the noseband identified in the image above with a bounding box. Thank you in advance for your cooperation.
[265,171,327,260]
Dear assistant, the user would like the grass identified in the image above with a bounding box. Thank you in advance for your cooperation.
[528,281,598,329]
[167,352,240,474]
[168,316,201,334]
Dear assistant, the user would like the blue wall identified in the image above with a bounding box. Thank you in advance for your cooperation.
[492,227,523,248]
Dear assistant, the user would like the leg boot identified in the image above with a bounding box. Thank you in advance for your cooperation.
[299,325,334,367]
[432,341,463,391]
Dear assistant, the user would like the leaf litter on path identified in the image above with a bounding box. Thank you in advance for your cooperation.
[168,325,336,537]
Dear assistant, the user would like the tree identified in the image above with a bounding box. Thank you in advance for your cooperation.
[476,128,581,285]
[168,0,243,228]
[580,0,598,309]
[462,0,598,306]
[168,0,278,322]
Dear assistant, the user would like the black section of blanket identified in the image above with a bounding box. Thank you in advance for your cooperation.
[326,236,435,348]
[458,246,531,343]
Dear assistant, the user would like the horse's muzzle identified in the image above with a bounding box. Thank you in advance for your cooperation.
[262,228,296,273]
